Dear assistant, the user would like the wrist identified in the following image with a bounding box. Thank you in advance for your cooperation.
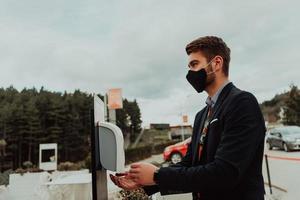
[153,168,160,184]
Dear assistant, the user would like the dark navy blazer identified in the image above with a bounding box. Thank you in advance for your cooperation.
[143,83,266,200]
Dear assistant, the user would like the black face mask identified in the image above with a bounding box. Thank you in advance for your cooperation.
[186,68,207,93]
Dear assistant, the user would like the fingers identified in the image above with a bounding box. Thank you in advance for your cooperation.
[110,174,118,187]
[129,168,139,174]
[116,172,127,177]
[110,171,146,190]
[130,163,141,168]
[109,174,117,185]
[119,178,132,190]
[116,170,129,177]
[115,176,121,187]
[110,174,122,188]
[110,173,141,190]
[128,173,140,182]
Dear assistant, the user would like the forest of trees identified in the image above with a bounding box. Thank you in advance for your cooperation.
[0,86,142,170]
[3,84,298,171]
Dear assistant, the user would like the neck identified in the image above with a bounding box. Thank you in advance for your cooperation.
[205,76,229,97]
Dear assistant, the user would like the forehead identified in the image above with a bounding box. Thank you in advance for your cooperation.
[188,51,208,63]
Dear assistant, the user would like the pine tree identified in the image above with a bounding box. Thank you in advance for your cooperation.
[284,85,300,125]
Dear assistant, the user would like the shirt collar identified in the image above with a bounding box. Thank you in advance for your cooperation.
[205,80,231,108]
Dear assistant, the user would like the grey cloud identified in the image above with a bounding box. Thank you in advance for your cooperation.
[0,0,299,125]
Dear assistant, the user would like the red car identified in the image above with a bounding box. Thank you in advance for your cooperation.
[163,137,191,164]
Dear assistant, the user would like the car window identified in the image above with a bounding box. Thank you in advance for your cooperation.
[269,130,281,137]
[282,126,300,135]
[269,130,277,136]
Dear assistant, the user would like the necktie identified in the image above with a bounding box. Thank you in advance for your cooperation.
[197,105,213,161]
[196,105,213,199]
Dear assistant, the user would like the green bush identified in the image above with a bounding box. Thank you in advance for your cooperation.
[57,162,82,171]
[23,161,33,169]
[125,140,178,165]
[152,140,179,155]
[0,169,13,185]
[125,145,152,165]
[14,167,44,175]
[84,153,91,171]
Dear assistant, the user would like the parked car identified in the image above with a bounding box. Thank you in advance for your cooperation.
[266,126,300,152]
[163,137,191,164]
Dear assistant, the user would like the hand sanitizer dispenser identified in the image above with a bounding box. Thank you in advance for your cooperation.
[96,122,125,173]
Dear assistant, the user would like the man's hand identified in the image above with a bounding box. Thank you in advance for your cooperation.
[128,162,159,186]
[109,172,141,191]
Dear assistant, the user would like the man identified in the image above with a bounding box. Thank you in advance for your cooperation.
[110,36,266,200]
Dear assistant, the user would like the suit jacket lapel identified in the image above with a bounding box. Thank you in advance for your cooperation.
[192,106,209,165]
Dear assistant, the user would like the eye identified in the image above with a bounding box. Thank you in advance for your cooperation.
[189,62,196,69]
[191,61,199,69]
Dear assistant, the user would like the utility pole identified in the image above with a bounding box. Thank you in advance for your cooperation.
[181,113,185,141]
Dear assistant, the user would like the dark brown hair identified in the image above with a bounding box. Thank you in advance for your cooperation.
[185,36,231,76]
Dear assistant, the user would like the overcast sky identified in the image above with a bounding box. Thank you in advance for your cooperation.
[0,0,299,127]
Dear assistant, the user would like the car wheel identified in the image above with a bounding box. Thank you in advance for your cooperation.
[267,142,273,150]
[170,153,182,164]
[283,143,290,152]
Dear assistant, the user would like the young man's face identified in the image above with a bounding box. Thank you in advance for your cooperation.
[187,51,218,88]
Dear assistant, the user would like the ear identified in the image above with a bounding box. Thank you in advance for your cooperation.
[214,56,223,71]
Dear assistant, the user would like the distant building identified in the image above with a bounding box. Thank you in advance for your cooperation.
[169,125,193,140]
[150,123,170,130]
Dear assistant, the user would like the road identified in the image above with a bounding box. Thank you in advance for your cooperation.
[264,148,300,200]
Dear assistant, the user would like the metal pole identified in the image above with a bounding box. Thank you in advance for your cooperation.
[104,94,108,122]
[181,123,184,141]
[265,154,273,194]
[95,126,108,200]
[181,113,184,141]
[181,94,192,141]
[108,109,116,125]
[91,109,108,200]
[90,109,98,200]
